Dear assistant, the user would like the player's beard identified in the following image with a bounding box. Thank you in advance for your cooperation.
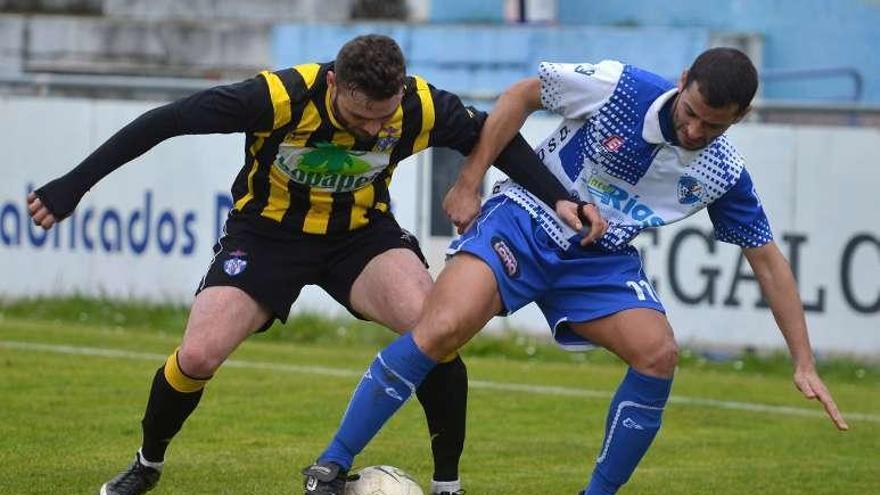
[670,94,710,150]
[331,92,377,142]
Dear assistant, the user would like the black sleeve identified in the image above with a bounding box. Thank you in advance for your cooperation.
[493,133,572,208]
[428,86,484,155]
[35,76,274,220]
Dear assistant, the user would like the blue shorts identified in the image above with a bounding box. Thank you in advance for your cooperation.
[448,196,665,351]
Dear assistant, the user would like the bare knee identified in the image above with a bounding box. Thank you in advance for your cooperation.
[177,341,225,378]
[412,310,465,361]
[632,340,679,378]
[392,284,429,331]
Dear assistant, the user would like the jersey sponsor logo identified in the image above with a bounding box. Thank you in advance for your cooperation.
[275,142,389,192]
[587,176,665,227]
[677,175,704,205]
[491,236,519,278]
[223,250,248,276]
[603,135,625,152]
[297,142,372,175]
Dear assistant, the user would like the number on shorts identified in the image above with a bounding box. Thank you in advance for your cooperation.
[626,279,658,302]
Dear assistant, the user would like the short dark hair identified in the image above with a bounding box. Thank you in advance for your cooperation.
[685,47,758,112]
[334,34,406,100]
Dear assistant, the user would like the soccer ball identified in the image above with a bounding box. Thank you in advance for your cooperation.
[344,465,425,495]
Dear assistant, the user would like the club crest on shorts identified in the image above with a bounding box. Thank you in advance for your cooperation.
[491,236,519,278]
[223,250,248,277]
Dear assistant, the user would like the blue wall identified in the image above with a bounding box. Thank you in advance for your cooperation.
[556,0,880,102]
[430,0,505,23]
[374,0,880,103]
[273,24,708,108]
[273,1,880,103]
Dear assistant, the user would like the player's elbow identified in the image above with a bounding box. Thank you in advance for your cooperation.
[501,77,543,113]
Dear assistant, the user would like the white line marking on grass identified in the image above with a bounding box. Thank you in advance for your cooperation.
[3,340,879,424]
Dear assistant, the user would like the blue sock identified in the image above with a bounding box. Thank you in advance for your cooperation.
[584,367,672,495]
[319,333,437,470]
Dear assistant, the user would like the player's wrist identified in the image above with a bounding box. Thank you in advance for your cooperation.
[454,170,484,193]
[792,354,817,371]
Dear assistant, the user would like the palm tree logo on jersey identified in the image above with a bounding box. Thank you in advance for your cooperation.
[297,142,372,176]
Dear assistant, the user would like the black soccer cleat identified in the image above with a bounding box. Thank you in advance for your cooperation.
[302,461,348,495]
[99,452,161,495]
[433,491,466,495]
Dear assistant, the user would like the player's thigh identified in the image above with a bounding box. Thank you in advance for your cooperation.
[413,253,503,360]
[537,247,677,375]
[184,224,319,375]
[568,309,678,377]
[325,218,431,333]
[349,247,433,332]
[179,286,272,376]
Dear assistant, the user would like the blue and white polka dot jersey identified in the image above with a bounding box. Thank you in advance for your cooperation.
[493,60,773,251]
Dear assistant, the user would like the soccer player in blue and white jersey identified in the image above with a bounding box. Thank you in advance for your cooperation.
[303,48,847,494]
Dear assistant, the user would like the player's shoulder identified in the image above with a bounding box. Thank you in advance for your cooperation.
[704,134,745,165]
[262,62,331,93]
[539,59,624,83]
[695,134,748,188]
[404,73,431,94]
[620,64,676,95]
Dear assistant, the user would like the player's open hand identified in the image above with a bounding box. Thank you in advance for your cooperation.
[556,200,607,246]
[27,191,58,230]
[443,182,482,235]
[794,366,848,431]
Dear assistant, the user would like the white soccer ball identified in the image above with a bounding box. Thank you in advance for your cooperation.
[344,465,425,495]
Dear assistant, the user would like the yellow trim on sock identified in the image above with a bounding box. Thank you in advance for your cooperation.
[439,352,459,364]
[163,349,210,393]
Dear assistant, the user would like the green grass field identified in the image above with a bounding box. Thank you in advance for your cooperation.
[1,298,878,494]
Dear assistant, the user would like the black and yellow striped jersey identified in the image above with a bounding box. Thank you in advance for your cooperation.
[34,62,487,236]
[229,62,483,235]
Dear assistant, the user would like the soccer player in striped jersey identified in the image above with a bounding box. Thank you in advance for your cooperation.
[27,34,602,495]
[303,48,847,494]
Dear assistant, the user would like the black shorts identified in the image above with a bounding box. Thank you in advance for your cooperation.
[197,213,427,330]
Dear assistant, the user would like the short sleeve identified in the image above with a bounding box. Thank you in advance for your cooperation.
[707,168,774,248]
[538,60,624,120]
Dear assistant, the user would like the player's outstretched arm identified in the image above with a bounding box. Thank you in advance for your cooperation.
[744,242,849,430]
[29,77,273,229]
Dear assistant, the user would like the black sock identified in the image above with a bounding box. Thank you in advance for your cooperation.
[416,355,468,482]
[140,366,205,462]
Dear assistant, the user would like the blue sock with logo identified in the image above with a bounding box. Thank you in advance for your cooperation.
[319,332,437,471]
[584,367,672,495]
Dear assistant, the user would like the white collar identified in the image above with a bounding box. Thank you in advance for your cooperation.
[641,88,679,145]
